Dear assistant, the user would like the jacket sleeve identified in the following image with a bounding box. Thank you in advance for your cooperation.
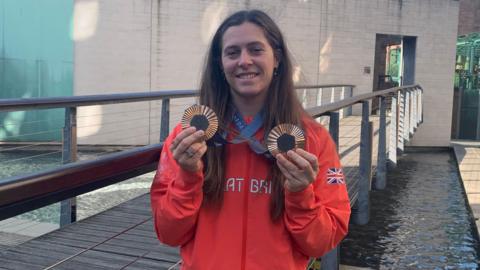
[150,124,204,246]
[283,124,351,257]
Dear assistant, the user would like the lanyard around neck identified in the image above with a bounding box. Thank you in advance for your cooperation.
[208,108,273,159]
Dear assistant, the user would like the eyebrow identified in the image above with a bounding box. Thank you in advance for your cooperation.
[223,41,267,51]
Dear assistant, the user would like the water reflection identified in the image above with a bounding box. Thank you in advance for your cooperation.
[341,151,479,269]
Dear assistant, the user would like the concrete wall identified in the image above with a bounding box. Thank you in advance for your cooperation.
[74,0,459,146]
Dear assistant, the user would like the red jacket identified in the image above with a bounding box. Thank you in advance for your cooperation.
[150,118,350,270]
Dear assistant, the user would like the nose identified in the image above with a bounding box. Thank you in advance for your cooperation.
[238,50,253,67]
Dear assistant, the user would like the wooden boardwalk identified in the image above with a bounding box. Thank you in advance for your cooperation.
[0,194,180,269]
[0,115,383,269]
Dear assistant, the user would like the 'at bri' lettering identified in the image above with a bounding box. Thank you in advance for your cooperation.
[224,178,272,194]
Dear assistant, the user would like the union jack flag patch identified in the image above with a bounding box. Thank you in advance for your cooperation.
[327,168,345,184]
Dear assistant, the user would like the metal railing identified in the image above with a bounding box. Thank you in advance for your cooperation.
[0,85,354,220]
[0,84,424,270]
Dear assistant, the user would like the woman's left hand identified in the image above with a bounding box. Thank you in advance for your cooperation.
[276,148,319,192]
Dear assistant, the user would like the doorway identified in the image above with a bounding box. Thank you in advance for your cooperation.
[372,34,417,111]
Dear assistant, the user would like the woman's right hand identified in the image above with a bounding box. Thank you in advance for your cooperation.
[169,126,207,173]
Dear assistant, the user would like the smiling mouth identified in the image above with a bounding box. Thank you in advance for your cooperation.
[236,72,259,79]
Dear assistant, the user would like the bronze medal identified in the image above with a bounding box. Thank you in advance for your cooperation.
[266,124,305,157]
[181,104,218,139]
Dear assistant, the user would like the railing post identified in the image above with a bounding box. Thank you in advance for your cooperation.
[340,87,345,119]
[328,112,340,152]
[419,87,423,124]
[409,88,414,136]
[404,89,411,141]
[316,87,323,107]
[60,107,77,227]
[374,96,387,190]
[397,91,405,154]
[351,101,372,225]
[319,111,341,270]
[320,247,339,270]
[388,93,398,169]
[160,98,170,142]
[348,86,353,116]
[301,88,307,108]
[412,87,418,131]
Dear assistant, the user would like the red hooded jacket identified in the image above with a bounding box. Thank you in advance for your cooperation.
[150,118,350,270]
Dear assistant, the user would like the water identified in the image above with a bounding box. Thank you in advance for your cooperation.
[341,151,480,269]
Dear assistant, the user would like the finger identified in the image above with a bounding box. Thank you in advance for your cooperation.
[188,141,207,157]
[295,148,319,171]
[283,151,318,185]
[176,130,206,154]
[276,153,299,172]
[191,142,207,159]
[276,157,296,180]
[171,127,197,150]
[286,150,312,172]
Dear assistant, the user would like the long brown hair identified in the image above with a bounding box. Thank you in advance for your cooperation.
[199,10,305,220]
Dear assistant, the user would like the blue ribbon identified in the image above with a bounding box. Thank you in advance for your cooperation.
[208,108,273,159]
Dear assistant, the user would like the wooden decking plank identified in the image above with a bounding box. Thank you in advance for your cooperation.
[71,221,132,234]
[113,231,161,245]
[104,237,166,252]
[83,214,147,227]
[0,257,44,270]
[40,234,98,249]
[53,261,113,270]
[92,242,149,257]
[59,226,119,238]
[0,249,59,267]
[93,243,180,263]
[21,240,84,255]
[58,250,137,269]
[110,205,151,216]
[46,229,111,243]
[95,209,149,220]
[143,250,181,263]
[123,258,178,270]
[4,245,74,262]
[123,227,156,237]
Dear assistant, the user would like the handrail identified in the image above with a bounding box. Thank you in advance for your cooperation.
[0,84,421,220]
[0,84,354,112]
[0,143,162,220]
[307,84,421,117]
[0,90,198,112]
[295,84,355,89]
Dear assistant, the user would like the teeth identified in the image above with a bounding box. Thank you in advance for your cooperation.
[238,73,256,79]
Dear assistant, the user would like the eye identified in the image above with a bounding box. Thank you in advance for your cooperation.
[250,46,264,55]
[224,49,239,58]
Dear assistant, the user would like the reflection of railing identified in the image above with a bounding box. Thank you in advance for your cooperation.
[0,84,423,270]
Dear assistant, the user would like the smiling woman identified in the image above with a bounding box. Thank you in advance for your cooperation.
[150,9,351,270]
[221,22,278,115]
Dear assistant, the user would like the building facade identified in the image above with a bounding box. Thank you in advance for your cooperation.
[1,0,459,146]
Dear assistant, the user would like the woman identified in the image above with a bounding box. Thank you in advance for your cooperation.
[150,9,350,270]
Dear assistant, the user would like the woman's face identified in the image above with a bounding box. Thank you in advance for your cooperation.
[221,22,278,103]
